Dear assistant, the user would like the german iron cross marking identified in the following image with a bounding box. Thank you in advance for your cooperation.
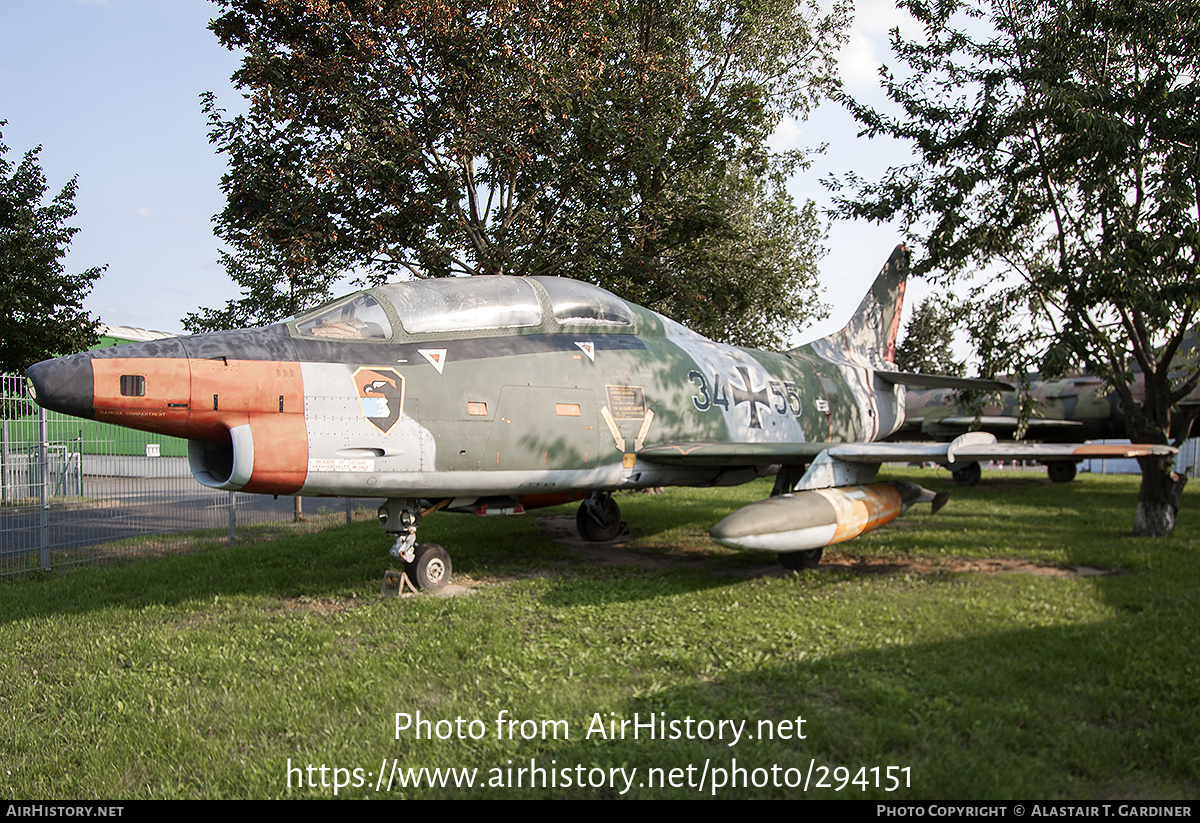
[731,366,770,429]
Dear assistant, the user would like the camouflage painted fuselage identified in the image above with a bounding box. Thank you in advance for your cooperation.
[27,274,905,503]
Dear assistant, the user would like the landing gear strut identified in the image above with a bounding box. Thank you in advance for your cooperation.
[379,498,452,592]
[771,464,808,497]
[773,467,824,570]
[576,492,625,542]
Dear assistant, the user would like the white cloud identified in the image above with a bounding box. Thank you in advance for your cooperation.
[837,1,923,93]
[768,116,807,153]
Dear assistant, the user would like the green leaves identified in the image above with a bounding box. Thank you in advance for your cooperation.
[894,297,964,377]
[831,0,1200,532]
[195,0,848,345]
[0,123,103,372]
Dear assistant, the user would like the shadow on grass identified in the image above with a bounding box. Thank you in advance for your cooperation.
[2,470,1197,798]
[444,569,1200,799]
[3,469,1195,621]
[0,495,760,622]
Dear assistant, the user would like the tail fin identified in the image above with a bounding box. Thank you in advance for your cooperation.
[806,244,909,365]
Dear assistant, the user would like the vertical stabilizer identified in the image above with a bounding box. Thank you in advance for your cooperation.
[806,244,909,365]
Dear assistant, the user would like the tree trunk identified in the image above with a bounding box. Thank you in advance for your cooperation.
[1133,453,1186,536]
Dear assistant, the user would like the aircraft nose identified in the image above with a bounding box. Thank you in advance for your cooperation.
[26,353,95,419]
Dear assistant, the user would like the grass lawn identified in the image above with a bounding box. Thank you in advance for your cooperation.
[2,466,1198,799]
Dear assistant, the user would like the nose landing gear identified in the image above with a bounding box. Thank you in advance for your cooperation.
[379,498,453,594]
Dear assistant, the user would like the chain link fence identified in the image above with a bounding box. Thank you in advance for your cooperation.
[1,374,374,578]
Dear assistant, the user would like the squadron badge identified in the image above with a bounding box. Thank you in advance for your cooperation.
[354,367,405,433]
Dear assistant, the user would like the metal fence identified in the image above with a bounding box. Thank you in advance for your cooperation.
[1,374,372,578]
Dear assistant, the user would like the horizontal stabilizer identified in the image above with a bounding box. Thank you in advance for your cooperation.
[912,415,1083,429]
[876,371,1014,392]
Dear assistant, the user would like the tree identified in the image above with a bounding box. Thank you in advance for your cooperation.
[0,124,103,375]
[829,0,1200,535]
[190,0,849,346]
[894,297,965,376]
[182,247,338,332]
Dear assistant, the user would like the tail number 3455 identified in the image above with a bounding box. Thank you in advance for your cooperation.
[688,370,801,418]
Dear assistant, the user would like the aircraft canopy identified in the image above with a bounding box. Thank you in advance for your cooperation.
[293,276,634,340]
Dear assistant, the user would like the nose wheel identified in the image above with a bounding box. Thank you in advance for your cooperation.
[408,542,451,590]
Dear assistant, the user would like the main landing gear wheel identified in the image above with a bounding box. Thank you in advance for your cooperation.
[407,542,452,591]
[951,461,982,487]
[780,548,823,570]
[1047,460,1077,484]
[576,493,623,542]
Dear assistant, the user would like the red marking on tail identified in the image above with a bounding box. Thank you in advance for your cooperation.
[885,280,906,363]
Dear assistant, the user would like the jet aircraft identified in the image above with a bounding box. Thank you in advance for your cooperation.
[26,246,1175,590]
[897,340,1200,486]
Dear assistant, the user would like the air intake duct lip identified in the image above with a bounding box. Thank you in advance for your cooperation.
[188,424,255,491]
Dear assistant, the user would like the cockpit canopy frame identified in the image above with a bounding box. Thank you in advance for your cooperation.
[290,276,635,342]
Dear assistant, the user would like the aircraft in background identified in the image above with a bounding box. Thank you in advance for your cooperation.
[897,341,1200,486]
[26,246,1175,590]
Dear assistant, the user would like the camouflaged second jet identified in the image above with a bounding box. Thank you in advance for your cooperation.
[897,339,1200,486]
[25,245,1175,590]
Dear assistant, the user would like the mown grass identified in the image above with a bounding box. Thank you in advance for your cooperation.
[2,467,1197,799]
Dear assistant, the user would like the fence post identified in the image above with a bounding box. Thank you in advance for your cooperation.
[228,491,236,545]
[73,430,83,496]
[1,418,8,504]
[38,406,50,571]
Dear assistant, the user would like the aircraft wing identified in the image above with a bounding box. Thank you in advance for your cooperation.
[637,434,1176,468]
[822,440,1176,463]
[635,441,835,467]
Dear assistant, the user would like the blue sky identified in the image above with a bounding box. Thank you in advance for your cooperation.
[1,0,915,340]
[1,0,241,332]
